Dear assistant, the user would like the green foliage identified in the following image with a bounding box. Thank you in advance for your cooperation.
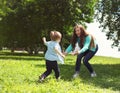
[0,50,120,93]
[96,0,120,47]
[0,0,98,53]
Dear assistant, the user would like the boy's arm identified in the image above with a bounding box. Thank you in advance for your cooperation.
[54,47,65,58]
[42,37,47,45]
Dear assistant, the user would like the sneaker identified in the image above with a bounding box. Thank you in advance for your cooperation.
[38,77,44,83]
[73,71,79,78]
[91,71,97,77]
[56,77,61,82]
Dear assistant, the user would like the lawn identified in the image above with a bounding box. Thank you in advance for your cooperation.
[0,50,120,93]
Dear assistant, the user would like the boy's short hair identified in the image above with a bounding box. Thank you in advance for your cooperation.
[50,31,62,41]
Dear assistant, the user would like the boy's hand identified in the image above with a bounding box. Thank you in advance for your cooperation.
[42,37,47,44]
[42,37,46,41]
[62,54,65,59]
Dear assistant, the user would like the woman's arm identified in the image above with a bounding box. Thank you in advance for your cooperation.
[78,35,91,54]
[72,35,91,55]
[65,44,73,54]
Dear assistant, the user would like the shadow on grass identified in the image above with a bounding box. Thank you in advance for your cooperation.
[35,63,120,91]
[1,51,119,91]
[0,52,44,61]
[63,64,120,91]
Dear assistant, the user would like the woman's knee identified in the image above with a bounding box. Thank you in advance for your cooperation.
[77,54,83,60]
[83,58,88,65]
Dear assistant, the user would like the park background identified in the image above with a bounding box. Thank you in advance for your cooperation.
[87,21,120,58]
[0,0,119,55]
[0,0,120,93]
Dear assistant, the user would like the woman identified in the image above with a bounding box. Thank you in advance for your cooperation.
[64,24,98,78]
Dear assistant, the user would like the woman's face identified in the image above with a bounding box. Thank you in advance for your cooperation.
[75,27,81,37]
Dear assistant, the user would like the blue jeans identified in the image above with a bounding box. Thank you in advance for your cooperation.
[75,45,98,73]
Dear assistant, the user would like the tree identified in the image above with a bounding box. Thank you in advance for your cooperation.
[96,0,120,48]
[0,0,42,54]
[0,0,98,54]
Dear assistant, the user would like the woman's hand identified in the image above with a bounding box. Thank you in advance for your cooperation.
[63,52,67,56]
[71,51,79,55]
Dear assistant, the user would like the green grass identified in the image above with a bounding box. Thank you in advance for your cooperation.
[0,50,120,93]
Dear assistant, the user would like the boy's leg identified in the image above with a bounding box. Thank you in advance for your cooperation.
[52,61,60,79]
[39,60,52,80]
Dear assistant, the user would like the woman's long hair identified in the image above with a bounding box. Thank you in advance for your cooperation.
[71,25,95,49]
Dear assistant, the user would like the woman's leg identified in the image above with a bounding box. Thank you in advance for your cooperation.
[75,52,86,72]
[73,52,86,78]
[83,45,98,73]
